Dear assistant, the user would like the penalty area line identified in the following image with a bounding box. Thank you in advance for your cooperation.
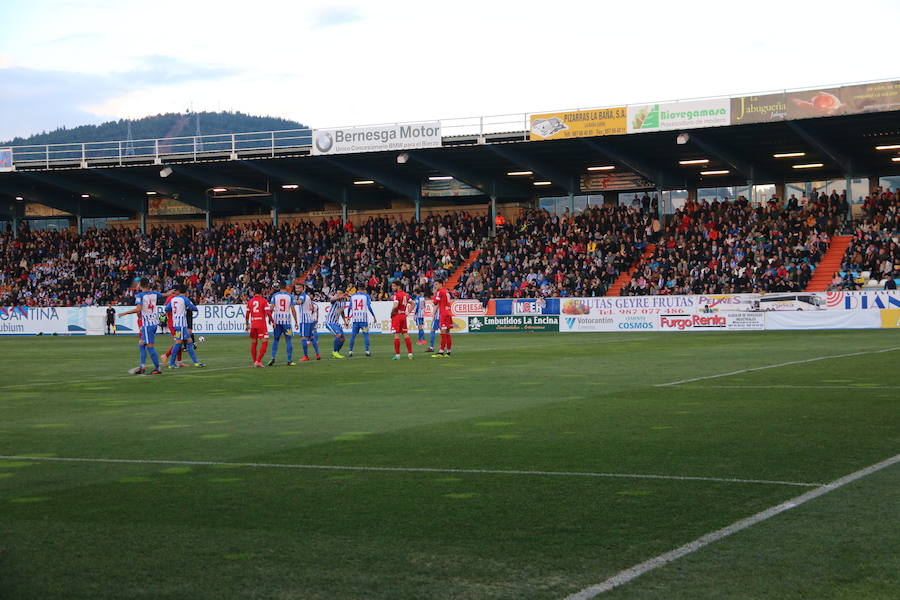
[655,346,900,387]
[0,455,822,488]
[564,452,900,599]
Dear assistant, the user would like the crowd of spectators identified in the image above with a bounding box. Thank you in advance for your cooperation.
[0,220,344,306]
[2,188,895,308]
[458,205,656,302]
[304,212,489,300]
[620,194,843,296]
[834,187,899,289]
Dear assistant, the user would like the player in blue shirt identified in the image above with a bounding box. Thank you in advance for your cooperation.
[325,291,349,359]
[268,282,299,366]
[117,277,164,374]
[413,288,427,345]
[296,284,321,361]
[165,284,203,368]
[426,298,440,353]
[347,289,377,357]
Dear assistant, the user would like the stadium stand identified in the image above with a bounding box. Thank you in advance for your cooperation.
[619,194,842,296]
[1,188,896,307]
[834,187,899,290]
[457,205,654,301]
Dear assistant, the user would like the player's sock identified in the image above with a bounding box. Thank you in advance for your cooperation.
[363,332,370,352]
[430,329,437,348]
[348,331,356,352]
[333,337,340,352]
[139,345,147,367]
[271,336,279,359]
[258,342,268,363]
[394,338,400,354]
[165,346,172,359]
[186,343,199,364]
[405,337,412,354]
[251,340,258,361]
[439,333,445,352]
[446,334,452,351]
[169,342,182,366]
[177,348,183,361]
[302,339,309,357]
[285,338,293,362]
[147,347,160,370]
[311,338,319,354]
[418,328,424,342]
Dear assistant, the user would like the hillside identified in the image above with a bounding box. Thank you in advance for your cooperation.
[1,112,308,146]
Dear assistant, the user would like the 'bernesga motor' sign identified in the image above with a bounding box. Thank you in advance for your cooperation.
[312,122,441,155]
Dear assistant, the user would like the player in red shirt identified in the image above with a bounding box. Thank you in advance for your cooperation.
[390,281,414,360]
[432,278,453,358]
[245,286,273,367]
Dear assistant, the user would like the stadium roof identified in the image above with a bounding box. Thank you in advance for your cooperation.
[2,104,900,220]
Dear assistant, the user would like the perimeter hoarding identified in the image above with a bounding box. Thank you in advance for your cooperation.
[468,315,558,332]
[311,122,441,155]
[529,107,626,140]
[0,148,12,172]
[627,99,730,133]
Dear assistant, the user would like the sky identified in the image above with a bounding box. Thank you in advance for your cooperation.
[0,0,898,142]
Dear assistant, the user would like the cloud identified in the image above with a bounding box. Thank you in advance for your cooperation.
[0,56,242,141]
[311,5,363,28]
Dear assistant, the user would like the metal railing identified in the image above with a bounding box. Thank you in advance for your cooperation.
[4,76,895,170]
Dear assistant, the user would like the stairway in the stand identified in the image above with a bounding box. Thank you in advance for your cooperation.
[605,244,656,297]
[804,235,851,291]
[445,250,482,291]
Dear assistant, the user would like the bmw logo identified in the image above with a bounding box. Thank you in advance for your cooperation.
[315,132,334,153]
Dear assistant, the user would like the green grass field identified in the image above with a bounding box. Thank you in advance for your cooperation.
[1,330,898,599]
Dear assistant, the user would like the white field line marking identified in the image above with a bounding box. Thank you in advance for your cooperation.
[684,385,900,390]
[0,363,261,390]
[564,452,900,599]
[655,347,900,387]
[0,455,822,488]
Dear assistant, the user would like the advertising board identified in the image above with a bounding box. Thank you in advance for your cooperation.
[529,107,627,140]
[468,315,559,332]
[311,122,441,155]
[627,99,730,133]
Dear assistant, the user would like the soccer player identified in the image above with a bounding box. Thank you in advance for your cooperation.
[413,288,427,345]
[117,277,164,375]
[426,304,440,353]
[245,286,272,368]
[162,290,185,367]
[432,278,453,358]
[165,284,204,368]
[390,281,414,360]
[324,291,349,359]
[268,282,298,366]
[296,284,321,361]
[347,288,376,357]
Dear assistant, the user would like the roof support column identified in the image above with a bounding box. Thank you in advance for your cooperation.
[845,175,853,223]
[656,186,663,220]
[12,201,23,240]
[341,187,349,225]
[204,195,212,229]
[490,180,498,237]
[272,191,279,228]
[76,198,83,235]
[414,188,421,223]
[140,196,147,233]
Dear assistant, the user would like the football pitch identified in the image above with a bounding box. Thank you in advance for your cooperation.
[1,330,898,599]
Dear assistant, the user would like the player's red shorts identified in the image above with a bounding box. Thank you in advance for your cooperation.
[440,313,454,330]
[391,314,408,334]
[248,323,268,339]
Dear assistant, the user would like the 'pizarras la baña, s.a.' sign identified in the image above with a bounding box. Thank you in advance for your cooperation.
[311,122,441,156]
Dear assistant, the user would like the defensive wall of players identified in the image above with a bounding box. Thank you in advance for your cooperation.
[2,290,898,336]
